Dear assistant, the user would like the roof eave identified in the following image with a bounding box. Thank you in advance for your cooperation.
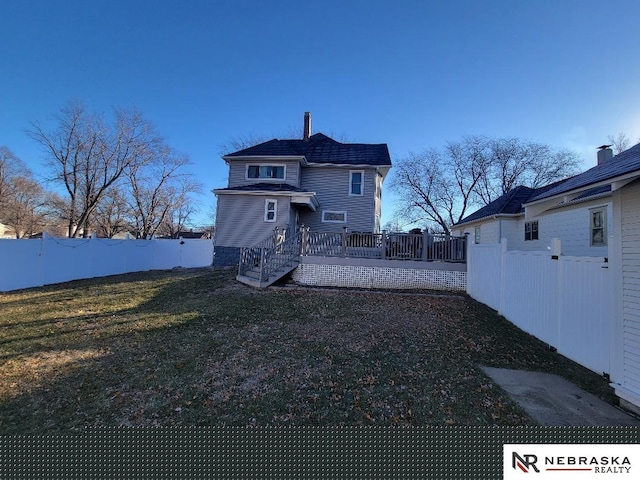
[222,155,308,165]
[523,171,640,219]
[305,162,391,168]
[453,213,522,228]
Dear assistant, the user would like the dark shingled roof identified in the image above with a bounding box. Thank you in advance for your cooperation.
[224,133,392,167]
[529,142,640,202]
[216,183,311,193]
[455,178,612,227]
[454,186,536,225]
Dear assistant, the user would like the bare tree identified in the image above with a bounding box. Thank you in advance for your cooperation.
[92,185,131,238]
[1,175,47,238]
[0,146,27,210]
[0,147,61,238]
[608,132,631,155]
[475,138,580,205]
[126,145,201,239]
[389,136,581,234]
[156,179,202,238]
[28,102,159,238]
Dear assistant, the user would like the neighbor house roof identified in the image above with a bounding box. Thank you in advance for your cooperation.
[454,176,572,226]
[454,186,536,225]
[224,133,392,167]
[529,142,640,203]
[452,143,640,227]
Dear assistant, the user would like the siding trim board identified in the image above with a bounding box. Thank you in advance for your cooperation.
[616,178,640,408]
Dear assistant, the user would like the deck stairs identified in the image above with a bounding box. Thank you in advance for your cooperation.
[236,230,301,288]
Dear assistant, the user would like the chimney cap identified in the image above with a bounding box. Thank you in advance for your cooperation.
[598,144,612,150]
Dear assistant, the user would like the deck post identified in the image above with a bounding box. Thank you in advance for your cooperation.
[422,231,430,261]
[381,230,387,259]
[300,225,308,255]
[341,227,348,257]
[259,247,266,283]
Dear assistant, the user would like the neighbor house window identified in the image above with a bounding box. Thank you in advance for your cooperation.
[524,220,539,241]
[590,207,607,246]
[322,210,347,223]
[247,164,285,180]
[349,171,364,196]
[474,226,480,244]
[264,199,277,222]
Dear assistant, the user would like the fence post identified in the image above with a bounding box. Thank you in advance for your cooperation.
[38,231,49,288]
[498,238,508,315]
[551,238,561,259]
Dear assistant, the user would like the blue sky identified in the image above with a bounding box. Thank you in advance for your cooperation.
[2,0,640,228]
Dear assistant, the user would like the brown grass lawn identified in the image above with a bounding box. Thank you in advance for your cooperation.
[0,268,615,433]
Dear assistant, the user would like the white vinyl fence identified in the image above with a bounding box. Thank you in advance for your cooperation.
[467,239,612,375]
[1,233,214,292]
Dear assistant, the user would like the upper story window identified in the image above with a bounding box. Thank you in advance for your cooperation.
[349,170,364,196]
[247,164,285,180]
[524,220,539,241]
[590,207,607,246]
[474,226,480,244]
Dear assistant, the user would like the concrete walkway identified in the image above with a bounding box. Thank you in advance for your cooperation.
[481,366,640,426]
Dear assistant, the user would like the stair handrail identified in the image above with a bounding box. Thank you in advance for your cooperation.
[259,230,302,283]
[238,226,299,280]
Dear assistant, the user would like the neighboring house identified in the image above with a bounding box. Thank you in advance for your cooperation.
[452,156,613,258]
[213,113,392,266]
[461,142,640,412]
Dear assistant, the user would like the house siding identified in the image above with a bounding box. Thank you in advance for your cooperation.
[454,198,611,257]
[453,219,501,244]
[227,159,301,188]
[510,199,611,256]
[621,178,640,399]
[299,166,377,232]
[214,194,291,247]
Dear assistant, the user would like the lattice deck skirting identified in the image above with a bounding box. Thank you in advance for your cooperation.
[292,263,466,291]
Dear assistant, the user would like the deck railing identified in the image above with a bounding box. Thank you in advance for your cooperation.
[301,229,466,262]
[238,227,301,283]
[239,227,466,284]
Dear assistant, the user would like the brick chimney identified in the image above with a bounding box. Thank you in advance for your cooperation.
[597,145,613,165]
[303,112,312,140]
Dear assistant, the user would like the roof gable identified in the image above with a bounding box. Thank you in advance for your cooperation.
[224,132,391,167]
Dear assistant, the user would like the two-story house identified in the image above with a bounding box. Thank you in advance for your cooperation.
[213,113,392,266]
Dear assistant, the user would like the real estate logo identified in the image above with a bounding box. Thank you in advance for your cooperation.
[504,445,639,479]
[512,452,540,473]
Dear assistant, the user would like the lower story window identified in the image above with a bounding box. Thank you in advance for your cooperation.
[264,199,277,222]
[322,210,347,223]
[524,220,539,241]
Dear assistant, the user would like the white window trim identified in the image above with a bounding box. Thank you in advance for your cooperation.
[246,163,286,181]
[264,199,277,223]
[590,206,607,246]
[349,170,365,196]
[322,210,347,223]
